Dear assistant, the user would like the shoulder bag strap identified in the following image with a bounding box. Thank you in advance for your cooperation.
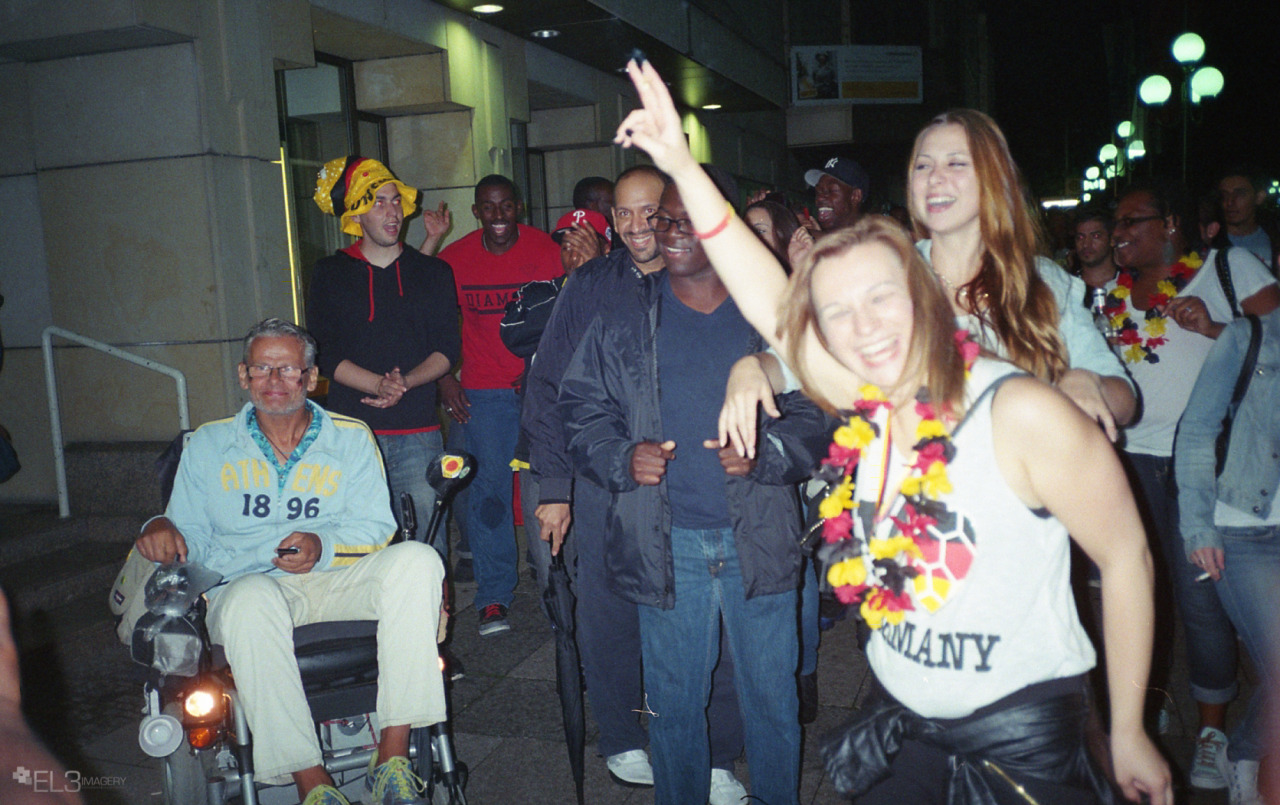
[1216,247,1241,318]
[1216,314,1262,477]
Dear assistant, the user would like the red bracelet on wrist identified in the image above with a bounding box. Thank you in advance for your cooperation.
[694,202,735,240]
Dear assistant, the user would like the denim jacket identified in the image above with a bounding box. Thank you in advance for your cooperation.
[1174,309,1280,556]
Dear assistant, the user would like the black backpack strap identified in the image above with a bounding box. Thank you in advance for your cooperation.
[1216,247,1241,318]
[1215,314,1262,476]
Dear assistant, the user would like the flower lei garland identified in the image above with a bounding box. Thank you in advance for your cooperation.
[1102,252,1202,364]
[817,331,979,630]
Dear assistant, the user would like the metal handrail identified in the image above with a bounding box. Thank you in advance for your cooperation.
[42,326,191,518]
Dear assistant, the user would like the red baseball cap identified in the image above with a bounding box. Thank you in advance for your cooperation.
[552,209,612,243]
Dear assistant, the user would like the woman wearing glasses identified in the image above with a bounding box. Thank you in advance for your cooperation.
[1104,180,1278,792]
[560,174,829,805]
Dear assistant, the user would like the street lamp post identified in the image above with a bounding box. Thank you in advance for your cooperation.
[1138,32,1223,182]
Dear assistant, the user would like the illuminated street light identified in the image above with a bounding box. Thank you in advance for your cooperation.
[1098,144,1119,163]
[1190,66,1224,102]
[1137,32,1221,182]
[1139,75,1173,105]
[1085,166,1101,180]
[1127,140,1146,159]
[1116,121,1133,138]
[1171,32,1205,64]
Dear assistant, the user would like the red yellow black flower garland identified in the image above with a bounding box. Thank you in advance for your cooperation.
[1102,252,1202,364]
[816,331,977,629]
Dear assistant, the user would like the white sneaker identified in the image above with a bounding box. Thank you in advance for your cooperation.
[1189,726,1228,789]
[708,768,747,805]
[1216,742,1263,805]
[605,749,654,787]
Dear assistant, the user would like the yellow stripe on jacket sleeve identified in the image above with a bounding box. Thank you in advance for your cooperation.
[330,531,396,566]
[327,413,388,477]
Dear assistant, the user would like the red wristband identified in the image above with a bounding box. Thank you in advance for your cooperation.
[694,202,735,240]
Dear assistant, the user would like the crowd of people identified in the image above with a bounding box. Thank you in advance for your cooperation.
[98,55,1280,805]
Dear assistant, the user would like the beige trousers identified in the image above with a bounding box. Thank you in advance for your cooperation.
[206,541,446,783]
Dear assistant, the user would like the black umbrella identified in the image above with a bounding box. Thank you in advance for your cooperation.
[542,550,584,804]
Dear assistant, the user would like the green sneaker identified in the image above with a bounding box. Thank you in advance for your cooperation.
[365,755,427,805]
[301,784,351,805]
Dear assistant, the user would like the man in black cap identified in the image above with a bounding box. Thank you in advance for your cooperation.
[804,156,869,232]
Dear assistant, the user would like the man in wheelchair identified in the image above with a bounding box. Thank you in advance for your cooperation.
[134,317,445,805]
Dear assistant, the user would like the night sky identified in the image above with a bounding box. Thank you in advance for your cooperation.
[987,0,1280,200]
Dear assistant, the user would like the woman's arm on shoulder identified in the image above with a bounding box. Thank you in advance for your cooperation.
[991,377,1171,804]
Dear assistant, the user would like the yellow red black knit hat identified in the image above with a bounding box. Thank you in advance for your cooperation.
[314,156,418,238]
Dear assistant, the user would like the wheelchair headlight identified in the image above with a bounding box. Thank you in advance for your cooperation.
[184,689,218,720]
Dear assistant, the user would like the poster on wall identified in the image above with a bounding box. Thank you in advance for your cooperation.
[791,45,922,105]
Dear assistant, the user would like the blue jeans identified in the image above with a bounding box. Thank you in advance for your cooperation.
[376,430,445,557]
[1214,524,1280,761]
[569,483,744,765]
[1125,452,1238,704]
[464,388,521,611]
[638,526,800,805]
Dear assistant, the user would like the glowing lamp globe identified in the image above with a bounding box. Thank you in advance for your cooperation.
[1139,75,1173,106]
[1127,140,1146,159]
[1116,121,1133,138]
[1085,166,1100,180]
[1189,66,1224,103]
[1171,33,1205,64]
[1098,144,1119,163]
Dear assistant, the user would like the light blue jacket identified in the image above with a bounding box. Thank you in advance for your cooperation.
[918,242,1135,392]
[163,402,398,586]
[1175,309,1280,556]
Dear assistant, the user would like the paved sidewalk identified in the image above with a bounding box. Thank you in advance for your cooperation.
[8,520,1235,804]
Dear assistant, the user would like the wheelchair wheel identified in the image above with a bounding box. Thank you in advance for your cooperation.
[160,703,214,805]
[162,744,214,805]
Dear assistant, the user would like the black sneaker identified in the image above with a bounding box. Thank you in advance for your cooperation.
[477,603,510,636]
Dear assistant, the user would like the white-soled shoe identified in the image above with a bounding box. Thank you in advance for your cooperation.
[708,767,748,805]
[605,749,654,787]
[1189,726,1228,789]
[1216,742,1263,805]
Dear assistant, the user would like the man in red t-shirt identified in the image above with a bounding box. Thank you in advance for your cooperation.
[438,175,562,635]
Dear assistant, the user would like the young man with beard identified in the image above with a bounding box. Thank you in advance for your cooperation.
[1073,207,1117,289]
[559,180,826,805]
[1219,169,1279,273]
[307,157,460,559]
[437,175,561,636]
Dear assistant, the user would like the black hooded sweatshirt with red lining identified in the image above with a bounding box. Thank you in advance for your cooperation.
[306,243,461,433]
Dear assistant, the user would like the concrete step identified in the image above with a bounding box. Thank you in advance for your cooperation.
[0,506,142,619]
[0,538,131,614]
[64,440,171,516]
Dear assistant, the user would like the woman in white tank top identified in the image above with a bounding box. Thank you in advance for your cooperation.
[612,60,1172,805]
